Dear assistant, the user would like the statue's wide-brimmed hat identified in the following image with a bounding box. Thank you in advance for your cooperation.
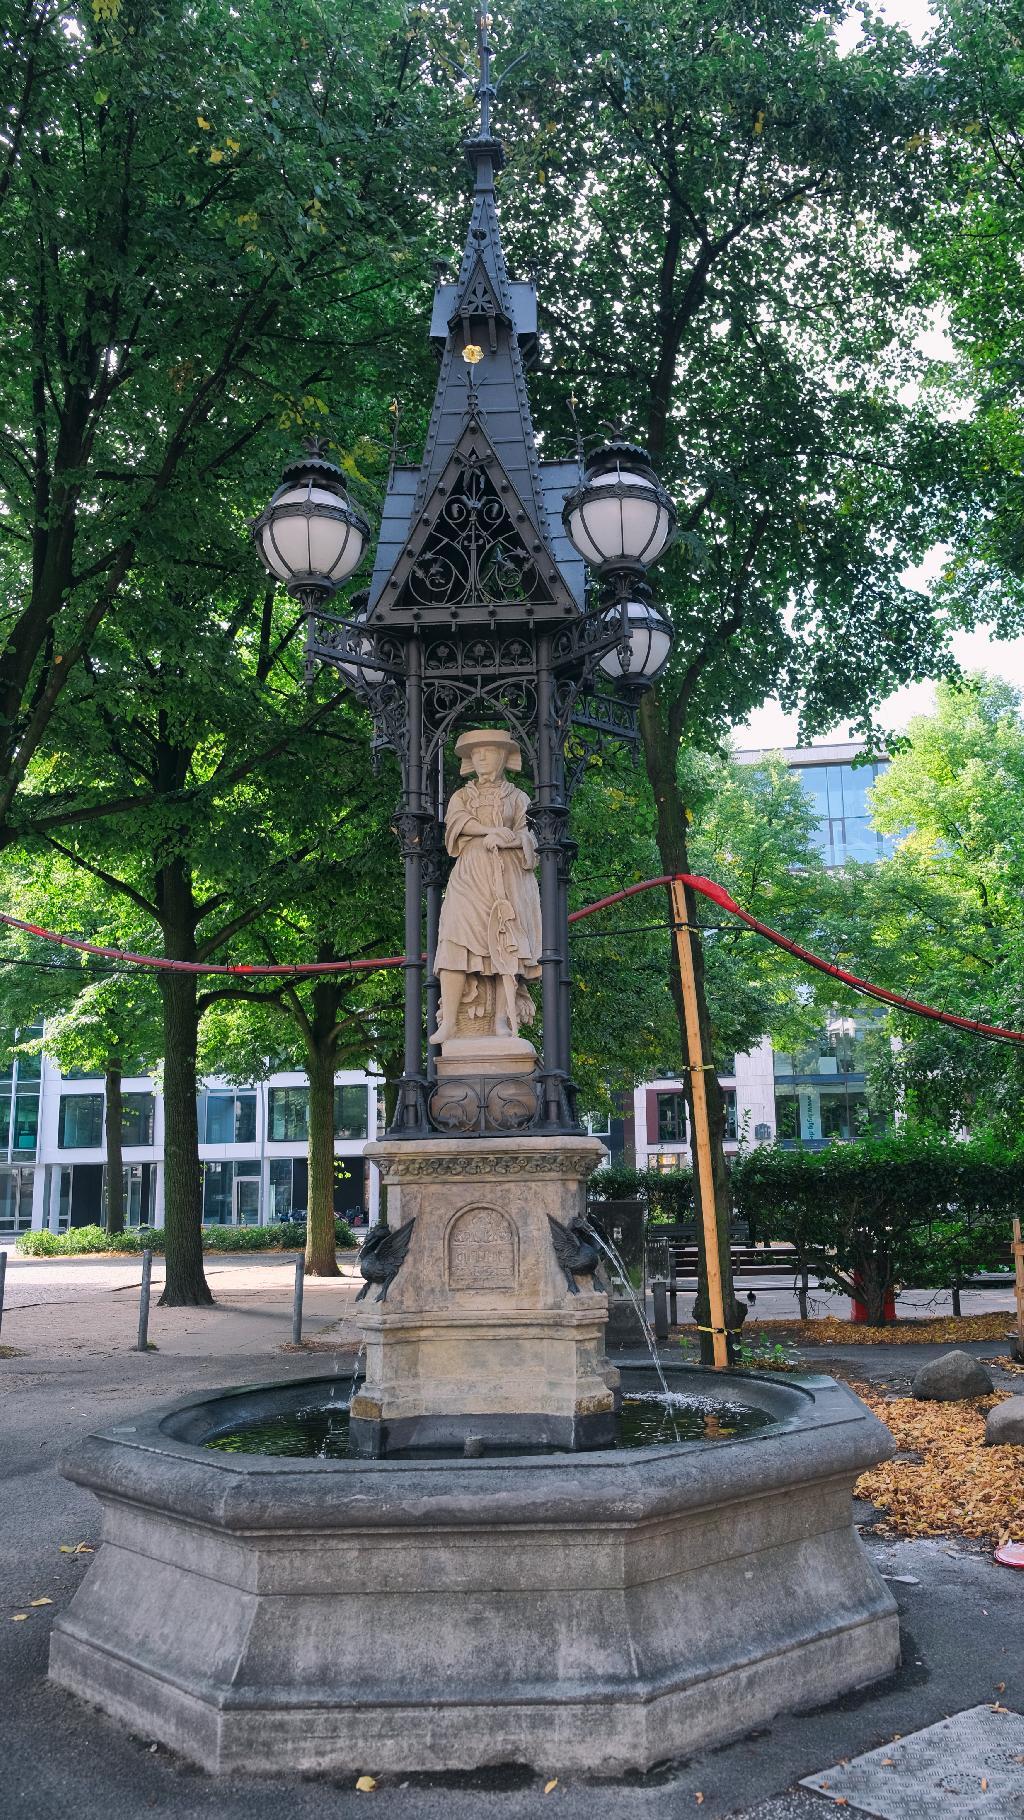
[455,728,523,776]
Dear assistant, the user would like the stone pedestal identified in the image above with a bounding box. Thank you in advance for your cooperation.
[351,1135,615,1454]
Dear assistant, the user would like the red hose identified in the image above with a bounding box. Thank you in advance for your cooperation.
[2,873,1022,1045]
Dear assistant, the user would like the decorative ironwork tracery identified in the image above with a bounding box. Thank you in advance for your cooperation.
[404,452,541,612]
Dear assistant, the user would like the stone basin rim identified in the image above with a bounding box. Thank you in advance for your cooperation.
[95,1362,838,1477]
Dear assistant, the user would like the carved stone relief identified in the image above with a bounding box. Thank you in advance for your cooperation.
[446,1206,518,1291]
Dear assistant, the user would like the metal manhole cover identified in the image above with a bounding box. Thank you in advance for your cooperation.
[800,1705,1024,1818]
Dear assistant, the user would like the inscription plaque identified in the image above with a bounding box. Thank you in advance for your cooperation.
[447,1206,517,1290]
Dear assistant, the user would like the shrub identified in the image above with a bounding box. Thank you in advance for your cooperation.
[730,1130,1021,1323]
[644,1170,695,1225]
[588,1166,695,1225]
[589,1165,650,1202]
[17,1218,355,1257]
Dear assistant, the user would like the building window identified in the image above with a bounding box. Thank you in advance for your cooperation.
[59,1094,104,1149]
[794,760,892,867]
[202,1160,260,1225]
[204,1090,256,1145]
[333,1084,368,1140]
[121,1093,155,1146]
[717,1055,736,1079]
[121,1162,155,1227]
[268,1087,309,1142]
[0,1167,33,1233]
[11,1086,39,1156]
[722,1088,737,1142]
[269,1156,308,1219]
[774,1094,800,1142]
[657,1093,686,1143]
[652,1152,685,1174]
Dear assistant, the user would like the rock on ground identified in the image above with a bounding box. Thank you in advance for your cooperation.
[984,1394,1024,1445]
[911,1349,994,1402]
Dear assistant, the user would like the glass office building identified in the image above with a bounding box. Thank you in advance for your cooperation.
[631,740,895,1168]
[786,749,894,866]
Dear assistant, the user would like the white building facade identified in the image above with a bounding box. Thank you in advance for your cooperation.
[0,1042,381,1240]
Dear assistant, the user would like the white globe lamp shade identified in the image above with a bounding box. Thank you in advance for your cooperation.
[563,438,676,571]
[253,448,370,595]
[598,599,673,687]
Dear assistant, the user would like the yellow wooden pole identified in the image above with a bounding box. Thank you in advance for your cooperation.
[1012,1216,1024,1364]
[670,877,729,1370]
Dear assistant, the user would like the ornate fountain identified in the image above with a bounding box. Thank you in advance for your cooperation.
[48,14,899,1776]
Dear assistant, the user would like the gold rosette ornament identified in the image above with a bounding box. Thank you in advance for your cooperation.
[461,343,484,365]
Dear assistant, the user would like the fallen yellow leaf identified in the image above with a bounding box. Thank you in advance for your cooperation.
[982,1779,988,1792]
[544,1780,558,1794]
[695,1797,704,1807]
[30,1598,52,1607]
[11,1614,27,1622]
[355,1776,376,1793]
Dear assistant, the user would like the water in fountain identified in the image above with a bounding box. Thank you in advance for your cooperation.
[204,1393,770,1459]
[584,1219,679,1409]
[347,1339,366,1405]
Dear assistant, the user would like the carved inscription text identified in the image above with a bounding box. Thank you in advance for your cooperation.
[447,1206,517,1291]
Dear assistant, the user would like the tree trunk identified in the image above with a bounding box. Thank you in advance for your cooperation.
[158,966,212,1306]
[306,1042,341,1278]
[639,694,744,1362]
[104,1058,124,1234]
[859,1253,893,1326]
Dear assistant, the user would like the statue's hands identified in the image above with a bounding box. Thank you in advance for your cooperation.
[483,829,519,851]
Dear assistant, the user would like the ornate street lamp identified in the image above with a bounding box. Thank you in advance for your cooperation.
[252,23,677,1145]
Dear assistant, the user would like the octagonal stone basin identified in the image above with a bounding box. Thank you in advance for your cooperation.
[49,1363,899,1777]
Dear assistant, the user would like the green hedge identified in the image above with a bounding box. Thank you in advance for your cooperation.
[730,1130,1020,1322]
[17,1219,356,1257]
[589,1165,694,1224]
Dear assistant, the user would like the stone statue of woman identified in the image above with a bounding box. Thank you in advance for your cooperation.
[430,729,542,1047]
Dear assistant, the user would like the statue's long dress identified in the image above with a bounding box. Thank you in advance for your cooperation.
[435,779,541,981]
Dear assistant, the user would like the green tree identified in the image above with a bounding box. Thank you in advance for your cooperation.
[465,0,973,1344]
[920,0,1024,633]
[819,675,1024,1136]
[0,849,162,1231]
[197,859,404,1275]
[0,0,452,852]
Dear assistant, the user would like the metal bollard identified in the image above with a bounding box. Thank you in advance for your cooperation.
[0,1247,7,1343]
[668,1248,678,1327]
[291,1254,305,1345]
[652,1278,669,1342]
[136,1249,153,1352]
